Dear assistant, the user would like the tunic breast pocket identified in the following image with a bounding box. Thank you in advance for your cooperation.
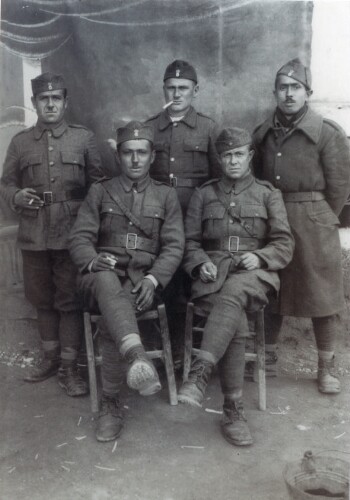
[183,140,209,173]
[202,204,225,238]
[152,143,170,175]
[240,205,268,238]
[142,205,165,236]
[99,202,125,235]
[61,152,85,182]
[20,153,42,184]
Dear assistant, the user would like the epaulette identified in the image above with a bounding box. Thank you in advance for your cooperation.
[13,126,34,138]
[255,178,276,191]
[323,118,346,134]
[69,123,88,130]
[199,178,221,189]
[145,112,161,122]
[197,111,216,123]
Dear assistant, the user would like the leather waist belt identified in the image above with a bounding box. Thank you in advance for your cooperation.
[154,175,207,188]
[283,191,325,202]
[202,236,264,253]
[37,188,86,205]
[99,233,160,254]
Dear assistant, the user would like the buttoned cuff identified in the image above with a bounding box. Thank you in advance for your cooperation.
[144,274,158,288]
[87,258,95,273]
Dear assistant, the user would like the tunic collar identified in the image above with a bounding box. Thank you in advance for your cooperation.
[254,107,323,144]
[33,119,68,140]
[158,106,197,131]
[220,172,254,195]
[118,173,151,193]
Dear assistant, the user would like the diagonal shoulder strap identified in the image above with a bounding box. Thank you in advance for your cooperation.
[101,183,153,238]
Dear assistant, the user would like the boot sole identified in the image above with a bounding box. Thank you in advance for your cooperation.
[96,426,123,442]
[178,394,202,408]
[318,386,341,394]
[127,361,161,396]
[222,432,253,447]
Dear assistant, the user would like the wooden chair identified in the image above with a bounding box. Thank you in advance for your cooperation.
[183,302,266,411]
[83,303,178,413]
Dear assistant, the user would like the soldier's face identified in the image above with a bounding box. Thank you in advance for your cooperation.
[274,75,311,116]
[117,140,155,181]
[220,145,253,181]
[32,89,67,125]
[163,78,198,116]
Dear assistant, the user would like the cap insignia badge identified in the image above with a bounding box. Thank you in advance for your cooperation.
[287,69,294,77]
[176,69,180,77]
[48,83,53,90]
[134,129,139,137]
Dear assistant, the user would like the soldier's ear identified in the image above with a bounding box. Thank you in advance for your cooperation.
[150,148,156,164]
[306,90,313,98]
[248,149,255,162]
[31,96,37,110]
[193,84,199,98]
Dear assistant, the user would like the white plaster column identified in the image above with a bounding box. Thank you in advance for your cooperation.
[22,58,42,126]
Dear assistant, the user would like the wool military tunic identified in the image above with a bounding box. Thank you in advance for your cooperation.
[254,108,350,317]
[146,106,221,213]
[183,174,294,301]
[0,120,102,250]
[69,174,184,289]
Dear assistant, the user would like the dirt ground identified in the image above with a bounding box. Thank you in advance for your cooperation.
[1,314,349,500]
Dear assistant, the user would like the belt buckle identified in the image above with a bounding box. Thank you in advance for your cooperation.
[228,236,239,252]
[43,191,53,204]
[126,233,137,250]
[169,174,177,187]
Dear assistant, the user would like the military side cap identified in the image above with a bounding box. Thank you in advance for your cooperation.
[31,72,66,95]
[163,60,197,83]
[116,121,154,145]
[276,58,312,90]
[215,127,252,154]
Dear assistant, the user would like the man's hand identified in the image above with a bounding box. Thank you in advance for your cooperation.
[199,262,217,282]
[14,188,44,210]
[239,253,262,271]
[91,252,118,272]
[132,278,155,312]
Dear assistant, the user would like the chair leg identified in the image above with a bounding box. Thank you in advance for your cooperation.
[157,304,178,406]
[83,312,99,414]
[183,302,194,383]
[255,309,266,411]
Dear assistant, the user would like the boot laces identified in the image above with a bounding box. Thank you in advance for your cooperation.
[189,360,211,384]
[224,401,246,422]
[101,395,122,417]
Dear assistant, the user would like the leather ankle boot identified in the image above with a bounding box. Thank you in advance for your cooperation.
[96,394,124,442]
[178,358,213,407]
[124,346,161,396]
[58,364,89,397]
[318,356,340,394]
[24,357,60,382]
[220,399,253,446]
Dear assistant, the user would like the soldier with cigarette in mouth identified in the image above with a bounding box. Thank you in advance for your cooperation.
[0,72,102,396]
[146,60,221,354]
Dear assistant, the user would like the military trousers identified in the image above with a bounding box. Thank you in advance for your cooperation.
[22,250,83,359]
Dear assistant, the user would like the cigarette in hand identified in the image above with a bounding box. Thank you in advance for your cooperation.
[28,198,34,205]
[163,100,174,110]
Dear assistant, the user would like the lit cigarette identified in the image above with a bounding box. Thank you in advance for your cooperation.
[163,100,174,110]
[29,198,34,205]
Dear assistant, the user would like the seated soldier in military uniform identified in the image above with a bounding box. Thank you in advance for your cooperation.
[69,121,184,442]
[178,128,294,446]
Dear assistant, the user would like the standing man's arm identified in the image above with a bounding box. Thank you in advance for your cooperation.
[84,130,104,186]
[208,121,221,179]
[0,138,22,209]
[320,123,350,216]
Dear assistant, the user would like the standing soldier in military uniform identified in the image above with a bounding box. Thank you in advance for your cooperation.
[178,128,293,446]
[69,121,184,442]
[0,72,102,396]
[146,60,221,351]
[253,58,350,393]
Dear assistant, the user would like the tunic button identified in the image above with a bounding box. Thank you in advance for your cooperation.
[74,160,77,164]
[48,132,52,137]
[48,146,53,152]
[277,152,282,157]
[51,178,55,182]
[276,175,281,180]
[173,123,178,127]
[109,209,113,212]
[155,213,159,217]
[129,221,133,225]
[230,220,234,224]
[230,202,235,207]
[195,146,199,150]
[170,157,175,162]
[49,161,54,166]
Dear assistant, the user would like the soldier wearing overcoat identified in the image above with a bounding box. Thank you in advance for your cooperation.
[253,58,350,393]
